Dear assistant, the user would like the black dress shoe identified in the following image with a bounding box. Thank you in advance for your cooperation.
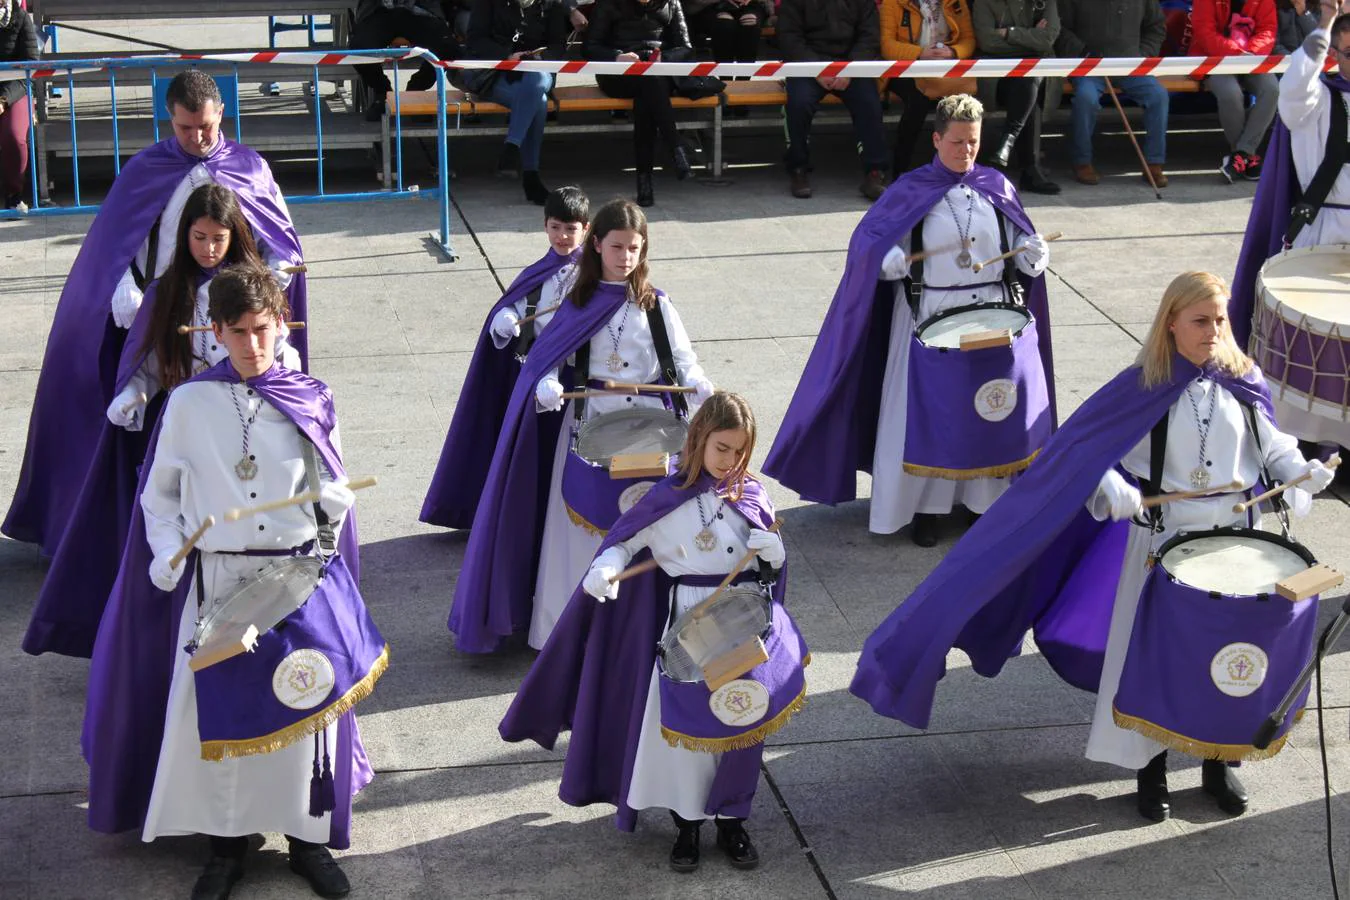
[636,171,655,208]
[911,513,939,548]
[1020,167,1062,195]
[522,170,550,205]
[1202,760,1249,815]
[1136,751,1170,822]
[671,143,694,180]
[715,819,760,870]
[191,857,244,900]
[669,816,702,872]
[990,132,1018,168]
[288,839,351,899]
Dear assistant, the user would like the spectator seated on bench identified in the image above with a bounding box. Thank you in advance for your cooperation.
[352,0,462,122]
[882,0,975,176]
[1275,0,1319,53]
[1191,0,1278,183]
[682,0,774,67]
[0,0,38,209]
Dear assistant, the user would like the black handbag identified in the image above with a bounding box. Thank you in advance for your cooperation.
[671,75,726,101]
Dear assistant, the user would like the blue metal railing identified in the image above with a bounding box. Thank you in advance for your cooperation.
[0,50,454,259]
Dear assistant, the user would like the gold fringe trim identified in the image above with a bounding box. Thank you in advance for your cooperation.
[200,644,391,762]
[1111,703,1303,763]
[660,684,807,753]
[903,449,1041,481]
[564,502,609,537]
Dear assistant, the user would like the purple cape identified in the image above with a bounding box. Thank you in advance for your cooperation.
[1230,75,1350,348]
[81,360,370,848]
[420,248,577,529]
[762,160,1056,504]
[3,137,306,559]
[446,282,634,653]
[499,472,781,831]
[849,356,1275,729]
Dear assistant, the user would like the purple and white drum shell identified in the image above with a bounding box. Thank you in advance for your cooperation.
[657,599,809,753]
[1252,246,1350,414]
[1113,527,1319,760]
[904,303,1052,480]
[562,408,687,534]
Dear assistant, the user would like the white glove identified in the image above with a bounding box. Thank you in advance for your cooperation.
[319,480,356,520]
[1015,232,1049,271]
[691,377,715,404]
[1300,459,1335,494]
[111,280,144,329]
[269,258,295,290]
[491,308,522,340]
[107,385,147,431]
[536,377,565,412]
[1108,484,1143,522]
[879,244,908,281]
[149,553,186,592]
[747,528,786,567]
[583,564,621,602]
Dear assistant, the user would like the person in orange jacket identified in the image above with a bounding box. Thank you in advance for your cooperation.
[881,0,977,174]
[1191,0,1279,181]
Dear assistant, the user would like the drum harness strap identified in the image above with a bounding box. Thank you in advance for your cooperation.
[1286,90,1350,247]
[903,205,1024,322]
[570,297,689,425]
[129,213,162,292]
[301,436,338,558]
[1242,402,1292,538]
[512,283,544,360]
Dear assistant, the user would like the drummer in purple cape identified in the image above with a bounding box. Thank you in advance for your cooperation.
[448,198,713,654]
[1231,0,1350,451]
[850,271,1336,825]
[3,69,307,561]
[500,392,808,873]
[82,264,387,900]
[762,94,1057,549]
[420,185,590,529]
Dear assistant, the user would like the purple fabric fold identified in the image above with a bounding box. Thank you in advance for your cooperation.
[849,356,1275,729]
[3,137,306,560]
[421,248,577,529]
[82,360,367,848]
[446,282,633,653]
[762,160,1056,505]
[499,472,781,830]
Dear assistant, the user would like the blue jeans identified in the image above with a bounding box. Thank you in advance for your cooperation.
[1069,75,1168,165]
[484,71,554,170]
[784,77,889,172]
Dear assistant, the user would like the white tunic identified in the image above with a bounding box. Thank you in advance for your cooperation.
[528,287,706,649]
[139,379,345,842]
[1084,375,1303,770]
[489,260,576,351]
[871,185,1047,534]
[1278,28,1350,249]
[593,488,759,820]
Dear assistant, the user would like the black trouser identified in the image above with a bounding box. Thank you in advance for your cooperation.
[596,73,681,173]
[890,78,937,174]
[690,6,763,63]
[208,835,324,859]
[994,75,1045,169]
[350,9,460,98]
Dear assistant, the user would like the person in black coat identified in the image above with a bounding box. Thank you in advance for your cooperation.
[456,0,571,204]
[350,0,462,121]
[585,0,697,207]
[0,0,38,209]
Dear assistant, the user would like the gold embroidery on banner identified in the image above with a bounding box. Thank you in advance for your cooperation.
[902,449,1042,481]
[1111,703,1305,763]
[564,502,609,537]
[660,684,807,753]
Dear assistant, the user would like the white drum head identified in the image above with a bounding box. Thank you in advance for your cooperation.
[1257,246,1350,331]
[917,306,1030,349]
[1160,535,1310,596]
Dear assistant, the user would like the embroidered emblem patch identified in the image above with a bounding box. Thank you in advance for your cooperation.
[974,378,1018,422]
[1210,642,1268,698]
[708,679,770,727]
[273,649,337,710]
[618,481,656,515]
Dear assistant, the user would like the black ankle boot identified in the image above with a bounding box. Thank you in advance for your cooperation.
[636,171,655,207]
[990,132,1018,168]
[496,142,521,178]
[669,812,702,872]
[193,837,247,900]
[715,818,759,869]
[1136,751,1170,822]
[522,170,550,205]
[287,837,350,898]
[1020,167,1061,195]
[1202,760,1248,815]
[911,513,939,548]
[671,143,694,180]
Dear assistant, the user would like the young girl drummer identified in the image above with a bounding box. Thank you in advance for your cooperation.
[500,392,809,872]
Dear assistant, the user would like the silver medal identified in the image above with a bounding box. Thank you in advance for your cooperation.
[956,249,973,269]
[235,457,258,481]
[606,351,624,373]
[1189,466,1210,490]
[694,527,717,552]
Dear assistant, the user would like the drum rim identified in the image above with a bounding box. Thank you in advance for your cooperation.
[657,585,773,685]
[573,406,690,465]
[1155,526,1317,596]
[1256,244,1350,332]
[914,301,1033,347]
[192,554,326,648]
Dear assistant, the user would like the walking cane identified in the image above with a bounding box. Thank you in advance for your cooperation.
[1103,76,1163,200]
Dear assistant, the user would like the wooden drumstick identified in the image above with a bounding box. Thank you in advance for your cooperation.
[169,515,215,569]
[559,389,639,400]
[281,264,308,275]
[222,476,378,522]
[970,232,1064,273]
[906,238,973,265]
[1139,480,1243,510]
[517,303,561,327]
[691,519,783,619]
[178,321,306,334]
[1233,455,1341,513]
[603,380,697,394]
[120,391,148,416]
[608,546,687,584]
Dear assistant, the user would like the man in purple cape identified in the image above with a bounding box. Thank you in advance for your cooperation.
[447,281,634,652]
[762,150,1056,506]
[499,472,785,831]
[3,70,306,560]
[849,354,1274,729]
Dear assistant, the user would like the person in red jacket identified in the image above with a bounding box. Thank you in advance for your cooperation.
[1191,0,1279,181]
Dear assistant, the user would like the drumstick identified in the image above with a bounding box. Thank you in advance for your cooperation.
[169,515,215,569]
[1139,480,1243,510]
[517,303,561,327]
[1232,455,1341,513]
[906,238,973,265]
[608,546,687,584]
[120,391,148,416]
[559,389,639,400]
[178,321,306,334]
[222,476,378,522]
[603,380,697,394]
[281,264,308,275]
[970,232,1064,273]
[690,520,783,620]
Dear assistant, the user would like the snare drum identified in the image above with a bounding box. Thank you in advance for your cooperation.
[562,407,687,534]
[1251,246,1350,443]
[904,303,1052,480]
[1113,527,1321,760]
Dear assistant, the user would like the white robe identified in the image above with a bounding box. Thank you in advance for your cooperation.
[488,260,575,351]
[527,287,706,649]
[593,488,758,820]
[870,184,1047,534]
[139,379,345,842]
[1084,376,1303,770]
